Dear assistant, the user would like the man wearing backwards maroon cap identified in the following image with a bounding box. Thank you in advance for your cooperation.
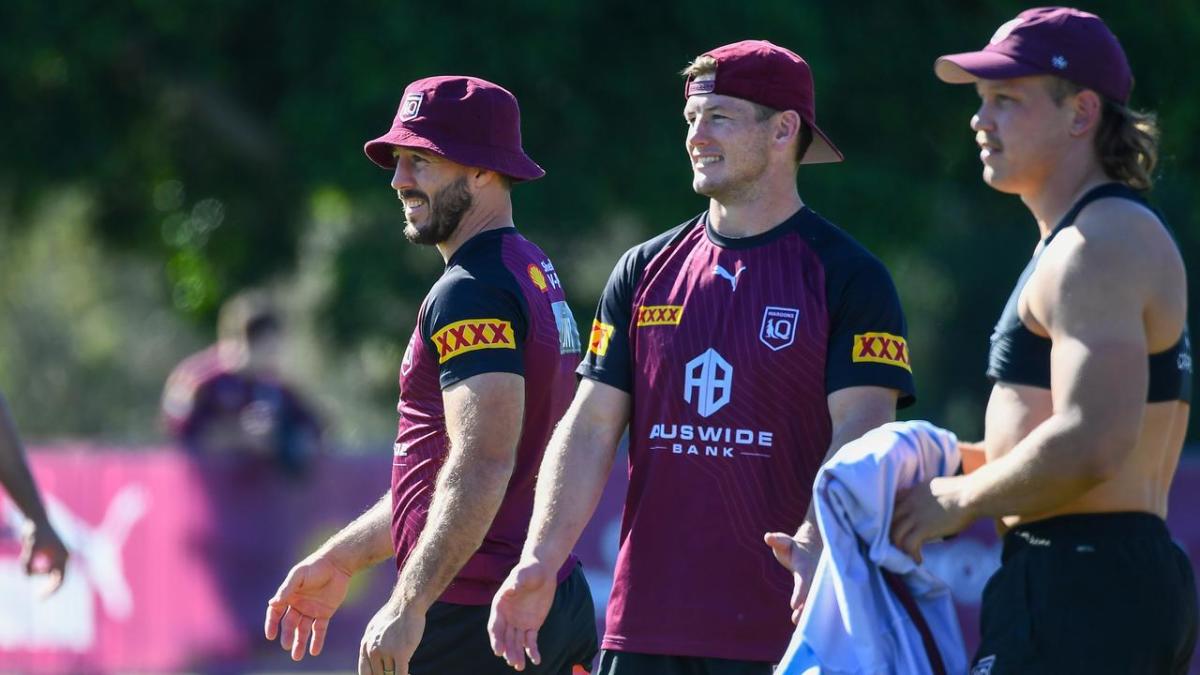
[490,40,915,674]
[264,75,597,675]
[890,7,1197,673]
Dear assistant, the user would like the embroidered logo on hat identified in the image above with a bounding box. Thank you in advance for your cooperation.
[1051,55,1068,70]
[990,18,1024,45]
[399,93,424,122]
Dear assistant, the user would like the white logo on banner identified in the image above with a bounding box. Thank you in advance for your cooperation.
[0,485,148,651]
[684,348,733,417]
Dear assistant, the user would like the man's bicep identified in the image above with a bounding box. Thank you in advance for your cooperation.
[1043,249,1147,450]
[568,378,632,446]
[442,372,526,463]
[827,386,898,432]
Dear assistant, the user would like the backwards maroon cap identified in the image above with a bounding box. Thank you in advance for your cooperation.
[364,75,545,182]
[935,7,1133,103]
[684,40,843,164]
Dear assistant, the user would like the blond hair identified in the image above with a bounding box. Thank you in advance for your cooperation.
[1048,77,1160,191]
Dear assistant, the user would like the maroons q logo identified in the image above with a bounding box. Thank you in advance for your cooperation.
[399,93,424,121]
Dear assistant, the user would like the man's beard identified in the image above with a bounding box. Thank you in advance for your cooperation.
[402,177,474,245]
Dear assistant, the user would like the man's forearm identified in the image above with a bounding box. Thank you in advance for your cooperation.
[393,450,515,610]
[946,414,1108,520]
[315,491,395,574]
[797,410,894,542]
[523,401,621,568]
[0,398,50,526]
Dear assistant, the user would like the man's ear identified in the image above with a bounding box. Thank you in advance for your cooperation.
[1070,89,1103,137]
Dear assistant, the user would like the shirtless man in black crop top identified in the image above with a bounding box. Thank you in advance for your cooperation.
[889,8,1197,674]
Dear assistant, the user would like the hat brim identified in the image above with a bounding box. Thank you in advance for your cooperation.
[363,127,545,183]
[802,124,844,165]
[934,51,1046,84]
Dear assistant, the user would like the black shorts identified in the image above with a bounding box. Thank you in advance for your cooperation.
[595,650,772,675]
[972,512,1198,675]
[409,564,598,674]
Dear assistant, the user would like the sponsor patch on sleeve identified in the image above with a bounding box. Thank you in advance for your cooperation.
[635,305,684,327]
[431,319,515,364]
[852,332,911,372]
[588,320,615,357]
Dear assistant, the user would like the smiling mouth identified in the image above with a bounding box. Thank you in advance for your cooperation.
[693,155,723,169]
[399,191,429,213]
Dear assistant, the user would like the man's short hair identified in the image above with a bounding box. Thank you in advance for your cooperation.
[681,55,814,164]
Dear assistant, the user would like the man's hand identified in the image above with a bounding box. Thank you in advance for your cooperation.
[764,529,821,624]
[890,476,973,563]
[488,560,557,671]
[265,555,352,661]
[21,520,68,596]
[358,598,425,675]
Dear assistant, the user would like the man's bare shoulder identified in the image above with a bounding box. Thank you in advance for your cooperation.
[1041,196,1178,288]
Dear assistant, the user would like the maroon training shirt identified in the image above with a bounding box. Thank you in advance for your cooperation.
[392,228,582,605]
[579,208,915,661]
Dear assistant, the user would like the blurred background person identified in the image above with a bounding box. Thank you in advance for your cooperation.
[162,289,325,476]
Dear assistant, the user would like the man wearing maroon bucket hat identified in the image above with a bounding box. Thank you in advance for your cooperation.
[264,75,598,675]
[889,7,1197,673]
[489,40,915,675]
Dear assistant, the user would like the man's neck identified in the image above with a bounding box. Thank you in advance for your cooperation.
[708,178,804,239]
[1020,157,1112,240]
[436,199,515,262]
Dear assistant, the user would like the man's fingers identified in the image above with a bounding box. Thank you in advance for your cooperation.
[291,614,314,661]
[264,600,285,640]
[40,569,64,598]
[505,623,526,670]
[266,567,304,641]
[763,532,798,568]
[790,576,805,610]
[310,617,329,656]
[279,607,302,652]
[487,608,506,656]
[524,628,541,666]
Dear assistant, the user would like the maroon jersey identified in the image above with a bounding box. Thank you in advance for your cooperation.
[393,228,582,605]
[579,208,915,661]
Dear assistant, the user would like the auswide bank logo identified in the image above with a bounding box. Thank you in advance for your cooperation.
[684,348,732,417]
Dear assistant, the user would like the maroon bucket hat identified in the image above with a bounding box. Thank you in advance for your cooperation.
[934,7,1133,104]
[683,39,843,165]
[364,75,545,182]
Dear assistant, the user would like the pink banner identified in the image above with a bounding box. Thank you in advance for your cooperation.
[1,447,1198,672]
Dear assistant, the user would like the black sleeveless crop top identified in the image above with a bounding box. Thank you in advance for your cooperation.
[986,183,1192,403]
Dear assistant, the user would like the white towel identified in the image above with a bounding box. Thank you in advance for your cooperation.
[776,421,968,675]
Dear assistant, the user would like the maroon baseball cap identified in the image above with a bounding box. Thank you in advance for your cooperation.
[684,40,843,165]
[934,7,1133,104]
[364,75,545,182]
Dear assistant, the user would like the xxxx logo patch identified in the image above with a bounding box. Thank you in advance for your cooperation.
[589,320,615,356]
[636,305,683,327]
[852,332,911,372]
[431,319,515,363]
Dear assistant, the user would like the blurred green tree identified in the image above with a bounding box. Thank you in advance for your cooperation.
[0,0,1196,445]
